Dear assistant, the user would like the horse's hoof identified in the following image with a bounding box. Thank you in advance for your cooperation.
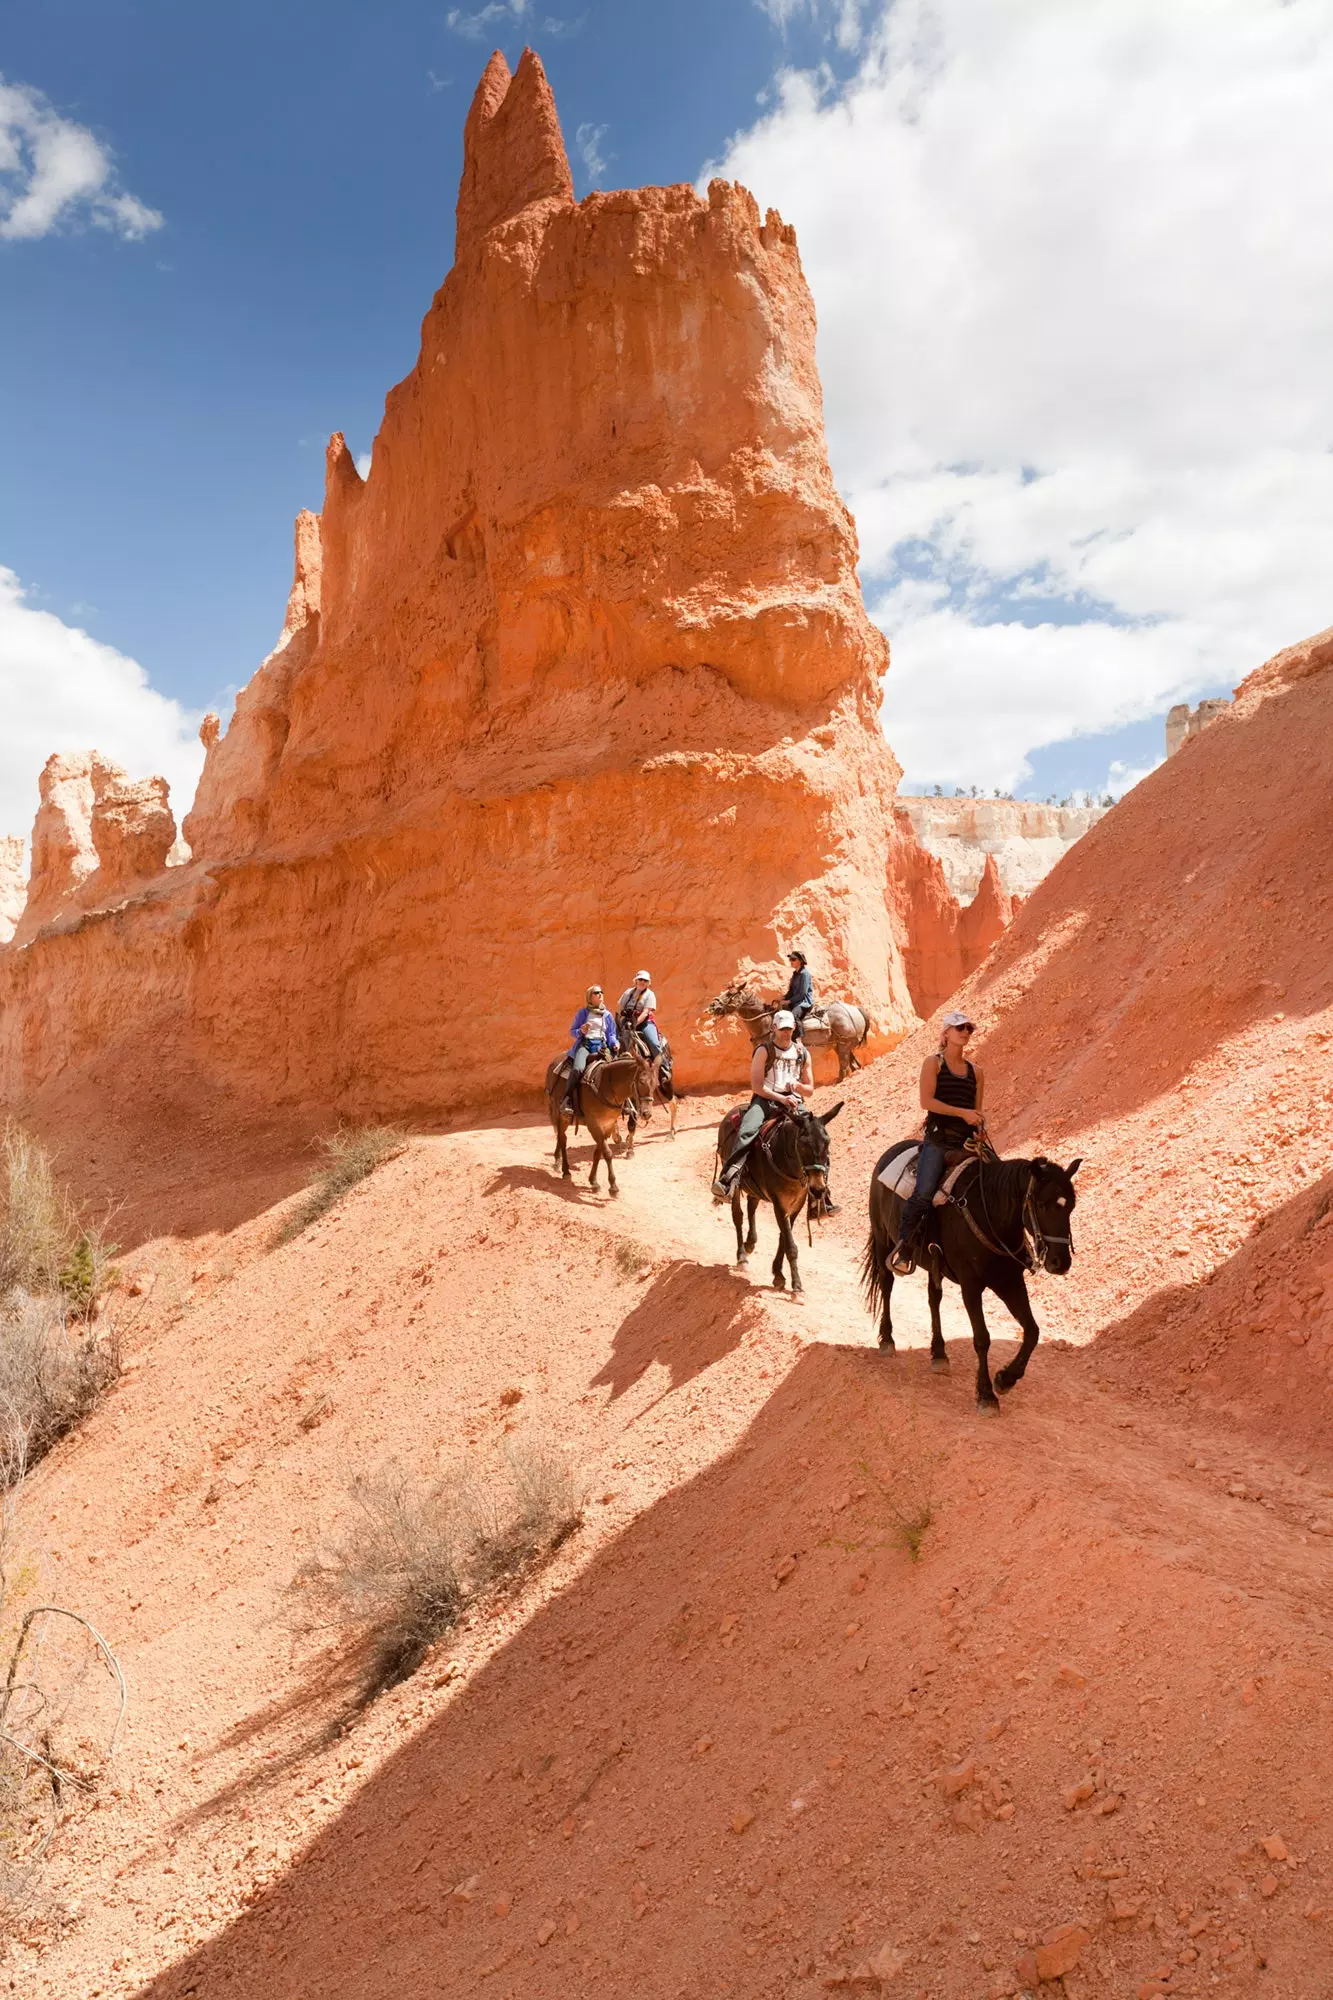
[930,1353,950,1372]
[995,1370,1015,1395]
[878,1338,897,1355]
[975,1398,1001,1417]
[772,1276,786,1292]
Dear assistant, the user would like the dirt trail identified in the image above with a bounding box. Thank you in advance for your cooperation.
[9,1091,1331,2000]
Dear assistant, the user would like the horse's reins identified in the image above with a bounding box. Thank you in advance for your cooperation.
[950,1156,1069,1273]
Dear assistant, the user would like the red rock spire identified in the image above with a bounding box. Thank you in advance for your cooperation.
[454,47,574,254]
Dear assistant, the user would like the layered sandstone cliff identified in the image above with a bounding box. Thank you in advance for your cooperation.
[0,50,923,1124]
[0,836,24,944]
[896,794,1106,902]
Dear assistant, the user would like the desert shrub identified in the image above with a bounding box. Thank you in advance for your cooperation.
[293,1462,466,1703]
[295,1445,584,1708]
[613,1237,652,1278]
[0,1447,125,1934]
[276,1126,409,1244]
[0,1293,120,1483]
[0,1125,116,1315]
[466,1443,585,1588]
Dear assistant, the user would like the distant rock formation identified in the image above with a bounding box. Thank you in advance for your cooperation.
[897,842,1014,1018]
[10,751,177,947]
[1166,696,1232,756]
[0,49,927,1125]
[0,837,24,945]
[896,795,1107,904]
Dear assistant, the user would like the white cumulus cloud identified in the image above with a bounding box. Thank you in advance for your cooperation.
[710,0,1333,790]
[0,75,163,242]
[0,569,204,842]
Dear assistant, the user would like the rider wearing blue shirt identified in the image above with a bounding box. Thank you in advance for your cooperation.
[563,984,619,1114]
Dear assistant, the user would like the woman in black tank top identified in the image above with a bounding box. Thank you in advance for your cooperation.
[890,1010,986,1272]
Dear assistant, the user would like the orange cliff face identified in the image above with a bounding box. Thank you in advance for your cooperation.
[0,48,926,1128]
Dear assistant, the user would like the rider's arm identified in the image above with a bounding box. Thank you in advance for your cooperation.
[750,1044,771,1097]
[571,1008,586,1041]
[919,1054,981,1125]
[973,1064,985,1114]
[795,1049,814,1100]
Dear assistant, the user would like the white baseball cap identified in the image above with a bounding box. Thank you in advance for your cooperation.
[773,1009,796,1029]
[635,969,651,981]
[941,1010,975,1029]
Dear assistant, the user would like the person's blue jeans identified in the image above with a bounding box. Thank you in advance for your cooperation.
[898,1141,947,1244]
[640,1020,662,1056]
[572,1041,604,1079]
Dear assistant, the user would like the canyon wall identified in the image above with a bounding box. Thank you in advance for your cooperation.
[0,49,928,1129]
[896,794,1106,902]
[0,835,24,945]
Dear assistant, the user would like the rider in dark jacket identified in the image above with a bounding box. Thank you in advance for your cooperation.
[781,951,815,1037]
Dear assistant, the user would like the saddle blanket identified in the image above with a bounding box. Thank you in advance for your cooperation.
[877,1144,973,1206]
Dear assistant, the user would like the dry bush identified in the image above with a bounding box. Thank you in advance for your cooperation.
[276,1126,409,1244]
[0,1125,115,1315]
[0,1294,120,1486]
[294,1445,584,1709]
[465,1443,585,1589]
[293,1463,466,1704]
[613,1237,652,1278]
[0,1443,125,1936]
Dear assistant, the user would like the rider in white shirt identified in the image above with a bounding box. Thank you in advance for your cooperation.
[712,1009,812,1199]
[618,970,662,1057]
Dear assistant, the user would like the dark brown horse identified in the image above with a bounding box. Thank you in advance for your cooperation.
[616,1013,681,1151]
[714,1102,843,1293]
[863,1142,1081,1410]
[546,1055,640,1196]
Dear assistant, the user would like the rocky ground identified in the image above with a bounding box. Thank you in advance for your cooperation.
[8,1089,1331,2000]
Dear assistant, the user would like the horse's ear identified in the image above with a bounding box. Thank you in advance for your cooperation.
[1067,1157,1082,1178]
[822,1100,844,1125]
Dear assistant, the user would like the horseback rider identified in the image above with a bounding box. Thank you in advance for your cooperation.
[780,950,815,1039]
[563,984,620,1116]
[712,1009,813,1200]
[889,1010,985,1273]
[617,970,662,1059]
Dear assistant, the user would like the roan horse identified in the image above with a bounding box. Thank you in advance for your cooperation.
[545,1054,640,1196]
[863,1140,1081,1411]
[709,983,872,1081]
[616,1011,680,1151]
[715,1102,843,1294]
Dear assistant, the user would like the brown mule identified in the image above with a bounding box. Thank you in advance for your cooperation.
[546,1055,640,1196]
[708,984,872,1081]
[715,1100,843,1294]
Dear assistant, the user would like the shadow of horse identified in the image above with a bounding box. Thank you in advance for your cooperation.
[590,1260,762,1404]
[485,1162,609,1205]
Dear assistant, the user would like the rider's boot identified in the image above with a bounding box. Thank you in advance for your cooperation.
[888,1229,917,1276]
[712,1154,744,1203]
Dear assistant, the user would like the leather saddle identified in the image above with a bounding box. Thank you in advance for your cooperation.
[721,1106,784,1153]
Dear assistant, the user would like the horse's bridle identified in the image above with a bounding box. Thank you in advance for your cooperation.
[955,1166,1071,1272]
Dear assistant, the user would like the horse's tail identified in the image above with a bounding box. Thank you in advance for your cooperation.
[860,1219,889,1318]
[857,1009,873,1047]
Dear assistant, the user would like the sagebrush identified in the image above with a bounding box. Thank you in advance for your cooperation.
[0,1294,120,1484]
[276,1126,409,1244]
[294,1444,585,1707]
[0,1128,120,1483]
[0,1125,116,1312]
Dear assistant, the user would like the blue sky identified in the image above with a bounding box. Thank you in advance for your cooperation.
[3,0,1331,834]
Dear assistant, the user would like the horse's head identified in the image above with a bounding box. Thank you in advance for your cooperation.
[1025,1156,1081,1274]
[787,1101,843,1194]
[707,982,764,1022]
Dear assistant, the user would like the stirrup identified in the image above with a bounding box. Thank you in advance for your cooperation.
[889,1239,916,1276]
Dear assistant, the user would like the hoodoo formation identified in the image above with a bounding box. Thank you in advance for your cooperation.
[0,48,969,1125]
